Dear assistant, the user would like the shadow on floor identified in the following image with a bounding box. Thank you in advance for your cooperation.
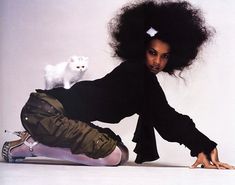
[0,158,188,168]
[125,161,188,168]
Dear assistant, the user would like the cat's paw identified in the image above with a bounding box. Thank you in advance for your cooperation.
[64,83,71,89]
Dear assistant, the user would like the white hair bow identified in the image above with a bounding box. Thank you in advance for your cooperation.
[146,27,158,37]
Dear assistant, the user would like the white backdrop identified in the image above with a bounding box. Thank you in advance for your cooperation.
[0,0,235,166]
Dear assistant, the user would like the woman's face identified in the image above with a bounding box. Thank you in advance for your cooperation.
[145,39,170,74]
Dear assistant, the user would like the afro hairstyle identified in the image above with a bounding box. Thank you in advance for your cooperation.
[108,0,213,74]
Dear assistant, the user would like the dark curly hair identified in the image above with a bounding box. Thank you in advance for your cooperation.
[108,0,214,74]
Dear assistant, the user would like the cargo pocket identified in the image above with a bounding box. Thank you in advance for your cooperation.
[87,133,117,159]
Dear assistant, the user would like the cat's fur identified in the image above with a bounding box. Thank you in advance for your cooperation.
[44,56,88,90]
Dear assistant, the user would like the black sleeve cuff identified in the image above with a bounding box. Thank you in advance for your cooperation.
[183,127,217,157]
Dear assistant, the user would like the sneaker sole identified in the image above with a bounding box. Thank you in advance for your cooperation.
[2,142,25,163]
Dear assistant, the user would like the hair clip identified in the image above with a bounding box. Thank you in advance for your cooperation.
[146,27,158,37]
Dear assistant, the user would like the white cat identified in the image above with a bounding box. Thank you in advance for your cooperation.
[44,56,88,90]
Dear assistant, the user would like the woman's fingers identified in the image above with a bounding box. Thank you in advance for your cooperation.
[191,159,217,169]
[217,162,235,170]
[191,150,235,170]
[200,161,235,169]
[191,162,217,169]
[211,161,221,169]
[191,160,200,168]
[200,162,235,169]
[203,163,217,169]
[212,159,235,169]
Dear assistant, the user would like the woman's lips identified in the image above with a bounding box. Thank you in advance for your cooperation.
[150,66,160,73]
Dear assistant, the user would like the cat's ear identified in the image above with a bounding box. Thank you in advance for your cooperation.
[84,57,89,61]
[69,56,76,63]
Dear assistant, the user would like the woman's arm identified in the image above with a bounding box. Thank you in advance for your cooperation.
[145,75,216,157]
[150,77,234,169]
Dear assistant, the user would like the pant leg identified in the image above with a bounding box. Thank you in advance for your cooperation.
[20,92,118,159]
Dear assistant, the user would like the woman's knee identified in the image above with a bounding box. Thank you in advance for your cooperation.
[105,146,122,166]
[104,144,129,166]
[117,143,129,165]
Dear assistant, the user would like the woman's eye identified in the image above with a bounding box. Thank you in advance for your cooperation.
[148,49,157,56]
[162,54,169,60]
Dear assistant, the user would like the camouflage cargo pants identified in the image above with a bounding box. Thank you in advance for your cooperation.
[20,92,120,159]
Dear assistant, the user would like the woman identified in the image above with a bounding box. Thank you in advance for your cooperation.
[2,0,234,169]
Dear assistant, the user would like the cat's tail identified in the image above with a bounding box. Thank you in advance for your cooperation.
[44,65,54,90]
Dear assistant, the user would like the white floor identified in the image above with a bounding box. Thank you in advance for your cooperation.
[1,158,235,185]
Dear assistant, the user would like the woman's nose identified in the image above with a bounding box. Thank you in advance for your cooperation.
[153,56,161,65]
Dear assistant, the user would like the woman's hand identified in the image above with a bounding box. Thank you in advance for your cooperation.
[191,148,235,169]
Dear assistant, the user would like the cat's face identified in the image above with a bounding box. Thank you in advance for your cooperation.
[69,56,88,72]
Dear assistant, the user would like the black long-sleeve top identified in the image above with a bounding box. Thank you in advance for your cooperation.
[38,61,217,163]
